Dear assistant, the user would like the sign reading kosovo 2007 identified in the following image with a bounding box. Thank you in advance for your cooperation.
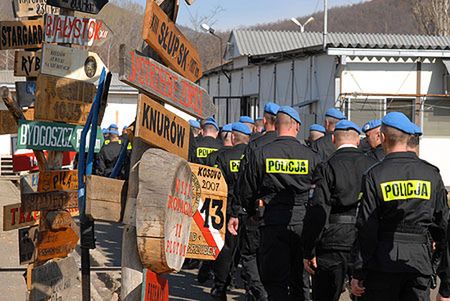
[17,120,103,152]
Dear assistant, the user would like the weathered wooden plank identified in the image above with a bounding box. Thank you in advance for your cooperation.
[46,0,109,14]
[12,0,60,18]
[21,172,40,193]
[35,74,96,125]
[14,50,41,77]
[142,1,202,82]
[85,175,125,222]
[19,225,39,265]
[38,170,78,192]
[0,19,44,50]
[41,44,106,82]
[0,108,34,135]
[21,190,78,212]
[36,226,79,263]
[141,269,169,301]
[15,81,36,108]
[186,163,227,260]
[29,256,81,301]
[119,45,215,119]
[44,13,111,46]
[3,203,39,231]
[135,95,190,160]
[136,149,193,274]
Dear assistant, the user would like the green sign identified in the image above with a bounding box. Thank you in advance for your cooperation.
[17,120,104,153]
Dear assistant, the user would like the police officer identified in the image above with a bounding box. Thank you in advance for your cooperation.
[189,119,202,138]
[255,118,265,133]
[229,102,279,301]
[189,118,222,165]
[239,106,320,301]
[351,112,448,300]
[206,124,233,167]
[306,124,326,147]
[362,119,385,161]
[240,116,255,133]
[310,108,346,161]
[437,218,450,301]
[302,120,377,301]
[96,127,124,178]
[211,122,252,300]
[407,123,422,156]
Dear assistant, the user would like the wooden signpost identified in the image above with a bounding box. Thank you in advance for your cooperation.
[135,94,190,160]
[12,0,60,18]
[0,108,34,135]
[136,148,194,274]
[44,14,111,47]
[21,172,40,193]
[119,45,215,119]
[14,50,41,77]
[19,225,39,265]
[186,163,227,260]
[141,269,169,301]
[46,0,109,14]
[38,170,78,192]
[35,224,79,263]
[41,44,106,82]
[142,1,202,82]
[15,81,36,108]
[3,203,39,231]
[17,120,104,152]
[0,19,44,50]
[35,74,97,125]
[21,190,78,211]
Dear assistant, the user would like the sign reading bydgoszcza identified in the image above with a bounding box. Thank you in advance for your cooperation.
[17,120,104,152]
[14,50,41,77]
[136,94,190,160]
[46,0,109,14]
[0,19,44,50]
[119,45,215,119]
[12,0,60,18]
[142,1,202,82]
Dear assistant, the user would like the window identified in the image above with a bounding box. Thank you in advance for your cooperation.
[343,99,384,128]
[387,99,414,121]
[423,99,450,136]
[241,96,259,120]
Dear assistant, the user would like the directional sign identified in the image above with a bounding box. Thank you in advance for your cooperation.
[0,108,34,135]
[119,45,215,119]
[136,95,190,160]
[17,120,104,152]
[44,14,111,47]
[20,172,40,193]
[12,0,60,18]
[19,225,39,265]
[38,170,78,192]
[46,0,109,14]
[142,1,202,82]
[0,19,44,50]
[3,203,39,231]
[14,50,41,77]
[35,74,97,125]
[41,44,106,82]
[36,226,79,263]
[15,81,36,108]
[21,190,78,212]
[141,269,169,301]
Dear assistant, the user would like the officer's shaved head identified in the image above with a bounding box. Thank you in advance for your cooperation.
[232,132,250,146]
[276,113,300,137]
[263,113,277,131]
[202,124,219,138]
[221,131,233,147]
[407,135,420,155]
[325,117,339,133]
[380,125,409,153]
[333,130,360,148]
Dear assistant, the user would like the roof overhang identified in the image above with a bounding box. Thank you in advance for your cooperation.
[328,47,450,58]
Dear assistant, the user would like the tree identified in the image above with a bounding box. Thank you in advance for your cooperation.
[412,0,450,36]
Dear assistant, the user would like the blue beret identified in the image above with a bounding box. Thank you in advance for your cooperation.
[102,128,108,134]
[309,124,326,134]
[264,102,280,116]
[109,123,118,130]
[381,112,415,135]
[189,119,200,129]
[239,116,255,124]
[411,123,423,136]
[362,119,382,133]
[325,108,346,120]
[335,120,361,134]
[221,123,232,133]
[205,116,216,123]
[232,122,252,135]
[204,120,219,131]
[109,129,120,135]
[278,106,302,124]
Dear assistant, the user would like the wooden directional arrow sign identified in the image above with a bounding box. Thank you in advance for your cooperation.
[14,50,41,77]
[17,120,104,152]
[119,45,215,119]
[41,44,106,82]
[15,81,36,108]
[3,203,39,231]
[0,19,44,50]
[142,0,202,82]
[38,170,78,193]
[44,14,111,47]
[21,190,79,212]
[46,0,109,14]
[13,0,60,18]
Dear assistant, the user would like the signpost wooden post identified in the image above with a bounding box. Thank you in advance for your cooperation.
[14,50,41,77]
[41,44,106,82]
[0,19,44,50]
[46,0,109,14]
[119,45,215,119]
[21,190,79,211]
[15,81,36,108]
[12,0,60,18]
[142,1,202,82]
[135,94,190,160]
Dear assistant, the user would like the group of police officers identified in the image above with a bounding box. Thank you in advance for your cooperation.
[187,102,450,301]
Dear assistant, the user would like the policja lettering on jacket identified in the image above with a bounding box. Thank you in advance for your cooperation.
[381,180,431,201]
[266,159,309,174]
[197,147,218,158]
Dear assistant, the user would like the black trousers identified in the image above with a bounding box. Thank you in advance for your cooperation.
[360,270,430,301]
[213,220,238,291]
[240,214,267,300]
[312,250,350,301]
[260,224,311,301]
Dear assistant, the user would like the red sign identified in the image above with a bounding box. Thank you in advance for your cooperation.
[141,269,169,301]
[13,151,76,172]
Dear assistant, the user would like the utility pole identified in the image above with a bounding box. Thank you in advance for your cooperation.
[323,0,328,50]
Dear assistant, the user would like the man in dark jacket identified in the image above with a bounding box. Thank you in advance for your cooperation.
[189,118,223,165]
[362,119,385,161]
[96,128,123,178]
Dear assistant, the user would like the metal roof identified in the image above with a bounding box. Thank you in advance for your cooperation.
[228,30,450,59]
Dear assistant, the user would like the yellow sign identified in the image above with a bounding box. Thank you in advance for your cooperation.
[381,180,431,202]
[266,159,309,174]
[196,147,218,158]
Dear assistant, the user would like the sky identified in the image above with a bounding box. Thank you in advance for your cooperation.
[134,0,366,31]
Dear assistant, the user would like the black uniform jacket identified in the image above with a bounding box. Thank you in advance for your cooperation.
[206,146,232,167]
[438,218,450,298]
[366,144,385,161]
[189,135,223,165]
[302,147,377,259]
[353,152,448,279]
[310,133,335,161]
[96,141,122,177]
[239,136,320,226]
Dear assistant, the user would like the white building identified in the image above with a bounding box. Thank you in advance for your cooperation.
[199,30,450,186]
